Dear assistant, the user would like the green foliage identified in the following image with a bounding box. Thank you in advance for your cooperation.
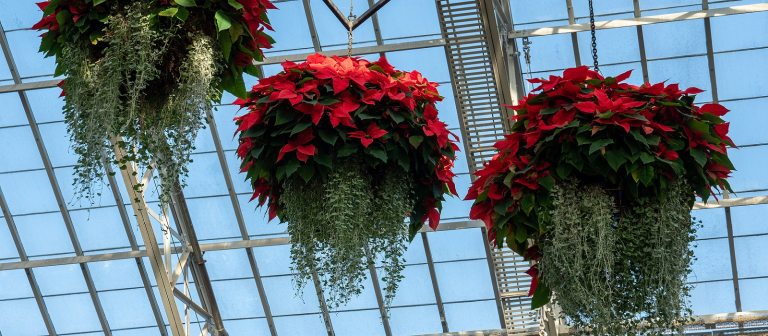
[35,0,274,98]
[235,55,458,238]
[60,2,219,205]
[281,160,414,308]
[542,180,697,335]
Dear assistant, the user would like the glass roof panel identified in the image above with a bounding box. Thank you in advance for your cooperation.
[739,278,768,311]
[689,280,736,315]
[0,93,25,127]
[0,268,31,299]
[265,0,314,55]
[331,310,387,336]
[15,212,75,257]
[5,29,57,80]
[99,288,159,330]
[443,300,502,332]
[731,204,768,235]
[212,278,267,318]
[45,293,104,334]
[388,305,442,335]
[0,298,49,335]
[1,0,767,334]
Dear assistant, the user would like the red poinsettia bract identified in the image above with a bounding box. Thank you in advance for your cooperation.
[465,66,735,301]
[33,0,276,97]
[234,54,459,233]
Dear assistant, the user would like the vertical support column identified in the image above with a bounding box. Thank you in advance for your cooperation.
[422,232,450,332]
[700,0,742,313]
[170,191,229,335]
[111,141,187,336]
[365,251,393,336]
[478,0,515,130]
[480,227,508,331]
[311,271,336,336]
[633,0,650,82]
[565,0,583,66]
[103,160,169,335]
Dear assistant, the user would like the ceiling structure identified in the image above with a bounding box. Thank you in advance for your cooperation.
[0,0,767,335]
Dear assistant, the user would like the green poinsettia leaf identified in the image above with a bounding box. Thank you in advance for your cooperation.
[175,6,190,21]
[158,7,179,17]
[367,147,388,163]
[215,10,233,32]
[228,0,244,10]
[298,165,315,183]
[605,151,626,171]
[409,135,424,148]
[276,159,300,180]
[389,110,406,124]
[174,0,196,7]
[337,144,358,157]
[318,128,339,145]
[93,0,107,6]
[540,107,558,115]
[244,64,261,77]
[275,109,297,125]
[514,224,528,243]
[218,31,233,59]
[588,139,614,154]
[521,193,535,215]
[538,174,555,191]
[493,199,513,215]
[689,149,707,167]
[640,152,655,164]
[531,282,551,309]
[313,152,333,169]
[290,122,312,136]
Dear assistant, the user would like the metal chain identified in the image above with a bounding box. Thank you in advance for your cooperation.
[588,0,599,71]
[347,0,355,57]
[522,37,533,90]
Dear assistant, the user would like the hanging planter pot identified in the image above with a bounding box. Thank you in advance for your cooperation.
[34,0,275,203]
[234,54,459,307]
[466,66,735,334]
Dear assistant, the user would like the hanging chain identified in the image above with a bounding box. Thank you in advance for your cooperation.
[347,0,356,57]
[522,37,533,91]
[588,0,599,71]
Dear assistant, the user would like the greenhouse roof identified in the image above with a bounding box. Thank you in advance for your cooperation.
[0,0,767,335]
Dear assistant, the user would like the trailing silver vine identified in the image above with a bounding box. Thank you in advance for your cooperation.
[281,160,413,308]
[59,2,220,206]
[542,180,697,335]
[540,182,617,333]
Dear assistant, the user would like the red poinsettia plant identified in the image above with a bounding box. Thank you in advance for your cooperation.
[466,66,734,306]
[235,53,459,236]
[34,0,275,97]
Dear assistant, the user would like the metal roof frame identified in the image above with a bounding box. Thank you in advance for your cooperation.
[1,0,768,335]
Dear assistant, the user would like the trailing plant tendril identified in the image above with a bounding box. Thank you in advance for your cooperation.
[282,160,414,308]
[35,0,275,208]
[542,180,696,335]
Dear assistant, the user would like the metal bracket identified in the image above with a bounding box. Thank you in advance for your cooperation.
[321,0,391,31]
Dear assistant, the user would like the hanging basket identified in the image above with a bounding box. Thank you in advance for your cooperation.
[466,66,735,334]
[34,0,275,204]
[234,54,459,307]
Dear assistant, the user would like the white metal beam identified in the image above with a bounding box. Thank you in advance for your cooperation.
[509,3,768,38]
[2,185,764,273]
[111,139,187,336]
